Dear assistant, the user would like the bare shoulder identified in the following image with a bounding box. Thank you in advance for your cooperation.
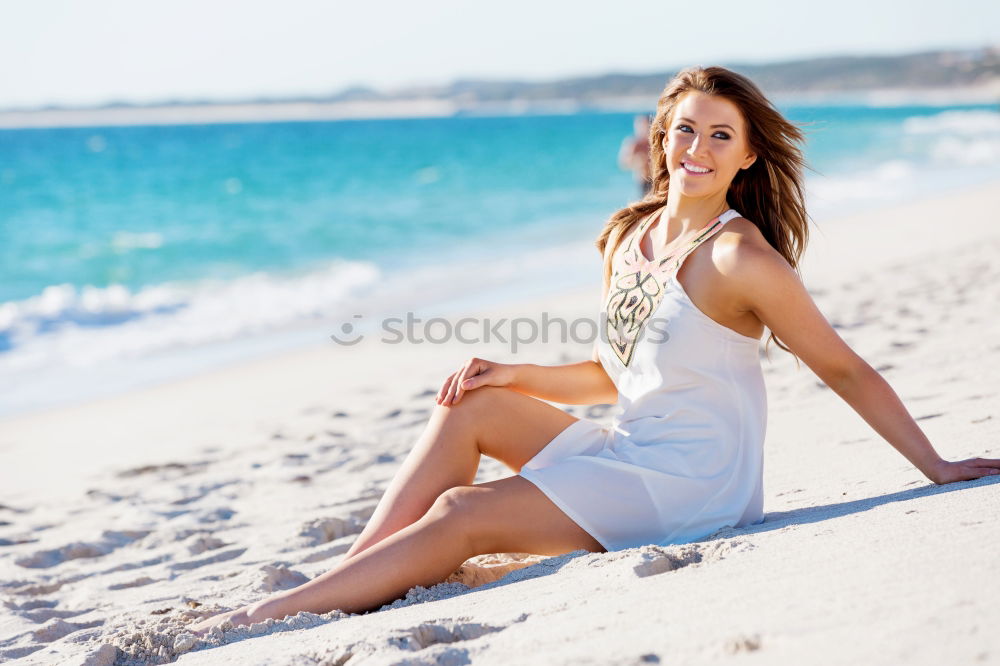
[714,217,773,252]
[713,217,789,269]
[709,217,797,303]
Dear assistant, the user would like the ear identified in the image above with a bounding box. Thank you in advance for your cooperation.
[742,152,757,170]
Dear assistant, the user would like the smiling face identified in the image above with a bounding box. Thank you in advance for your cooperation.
[660,90,757,197]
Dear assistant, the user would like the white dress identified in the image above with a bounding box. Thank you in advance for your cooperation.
[518,207,767,551]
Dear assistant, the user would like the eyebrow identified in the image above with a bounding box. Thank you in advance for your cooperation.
[676,117,736,131]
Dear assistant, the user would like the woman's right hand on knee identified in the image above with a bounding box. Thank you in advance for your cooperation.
[436,357,517,406]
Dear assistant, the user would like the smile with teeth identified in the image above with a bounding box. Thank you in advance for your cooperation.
[682,161,713,174]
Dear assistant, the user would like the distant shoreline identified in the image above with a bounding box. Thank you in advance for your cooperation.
[1,84,997,130]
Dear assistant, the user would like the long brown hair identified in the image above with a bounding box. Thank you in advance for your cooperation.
[596,65,815,358]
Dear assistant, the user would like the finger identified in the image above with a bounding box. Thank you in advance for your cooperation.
[959,463,1000,479]
[452,362,480,405]
[460,368,492,395]
[460,373,479,391]
[965,459,1000,472]
[436,373,455,403]
[439,372,460,404]
[445,362,473,404]
[442,372,462,405]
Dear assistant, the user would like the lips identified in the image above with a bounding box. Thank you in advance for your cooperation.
[681,160,713,175]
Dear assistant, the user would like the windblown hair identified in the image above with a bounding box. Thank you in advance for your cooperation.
[595,65,814,358]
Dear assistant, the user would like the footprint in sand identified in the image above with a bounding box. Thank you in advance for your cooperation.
[630,540,754,578]
[296,516,365,547]
[387,619,509,651]
[16,606,95,622]
[194,507,236,524]
[186,535,227,555]
[29,617,104,642]
[2,579,65,596]
[257,564,309,592]
[3,599,57,611]
[170,547,247,572]
[15,530,151,569]
[108,576,158,590]
[295,504,378,547]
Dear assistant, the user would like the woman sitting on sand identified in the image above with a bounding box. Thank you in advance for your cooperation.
[189,65,1000,635]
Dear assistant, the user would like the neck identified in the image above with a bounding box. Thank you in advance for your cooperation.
[662,191,731,236]
[647,191,730,249]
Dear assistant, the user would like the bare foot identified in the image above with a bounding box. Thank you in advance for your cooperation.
[187,606,252,637]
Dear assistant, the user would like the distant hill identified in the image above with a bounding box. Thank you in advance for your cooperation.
[51,46,998,112]
[360,47,1000,105]
[4,46,996,126]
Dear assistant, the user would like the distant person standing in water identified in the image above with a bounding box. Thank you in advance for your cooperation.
[619,113,653,198]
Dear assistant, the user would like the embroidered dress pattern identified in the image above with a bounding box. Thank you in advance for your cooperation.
[605,210,726,367]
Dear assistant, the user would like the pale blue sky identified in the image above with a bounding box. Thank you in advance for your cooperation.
[1,0,997,109]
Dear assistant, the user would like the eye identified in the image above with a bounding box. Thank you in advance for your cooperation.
[675,124,731,140]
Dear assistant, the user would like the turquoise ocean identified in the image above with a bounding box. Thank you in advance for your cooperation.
[2,102,999,417]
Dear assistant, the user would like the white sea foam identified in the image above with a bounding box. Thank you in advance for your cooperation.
[0,260,381,371]
[902,108,1000,167]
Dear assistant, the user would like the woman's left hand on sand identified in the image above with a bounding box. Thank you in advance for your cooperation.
[927,457,1000,485]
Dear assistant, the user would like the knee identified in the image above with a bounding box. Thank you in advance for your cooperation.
[422,486,480,548]
[435,385,508,421]
[449,385,507,410]
[425,485,478,521]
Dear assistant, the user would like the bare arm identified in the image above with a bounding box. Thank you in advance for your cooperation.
[824,361,944,478]
[508,360,617,405]
[729,238,1000,484]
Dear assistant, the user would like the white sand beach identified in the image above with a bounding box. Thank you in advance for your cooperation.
[1,180,999,665]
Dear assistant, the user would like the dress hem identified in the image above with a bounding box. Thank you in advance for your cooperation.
[518,467,615,552]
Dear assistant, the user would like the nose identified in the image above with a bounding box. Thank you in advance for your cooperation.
[688,132,708,157]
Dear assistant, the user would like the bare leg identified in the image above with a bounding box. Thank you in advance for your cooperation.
[187,475,605,634]
[341,386,578,560]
